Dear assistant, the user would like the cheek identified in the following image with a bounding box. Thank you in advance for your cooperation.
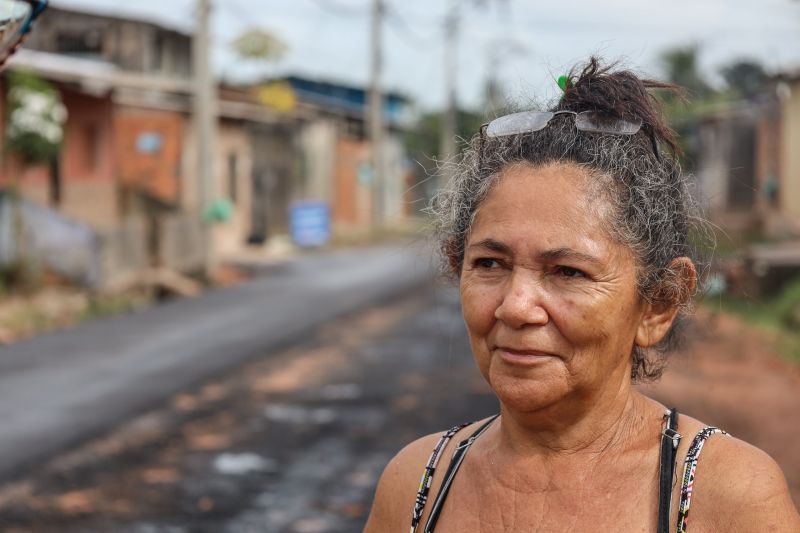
[459,280,501,349]
[550,290,641,362]
[461,287,493,332]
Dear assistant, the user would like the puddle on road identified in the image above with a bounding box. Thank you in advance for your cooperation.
[213,453,276,476]
[264,404,339,425]
[318,383,362,400]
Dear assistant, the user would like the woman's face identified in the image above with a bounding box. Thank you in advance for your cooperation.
[460,162,647,414]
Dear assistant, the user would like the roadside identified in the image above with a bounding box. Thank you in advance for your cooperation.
[0,232,429,346]
[0,285,152,345]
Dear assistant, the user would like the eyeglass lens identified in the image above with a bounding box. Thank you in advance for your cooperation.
[486,110,643,138]
[575,112,642,134]
[486,111,555,137]
[0,0,33,57]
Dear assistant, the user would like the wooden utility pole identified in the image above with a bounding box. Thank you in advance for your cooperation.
[440,0,459,180]
[368,0,385,231]
[193,0,217,277]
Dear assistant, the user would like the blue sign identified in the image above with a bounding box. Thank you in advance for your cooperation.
[290,201,331,247]
[136,132,163,154]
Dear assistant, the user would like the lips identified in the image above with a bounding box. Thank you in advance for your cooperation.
[493,345,558,365]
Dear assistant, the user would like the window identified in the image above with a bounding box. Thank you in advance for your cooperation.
[228,153,238,204]
[81,124,100,176]
[56,29,103,57]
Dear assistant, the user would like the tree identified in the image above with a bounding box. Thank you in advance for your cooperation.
[404,107,483,211]
[720,60,769,98]
[660,46,713,99]
[405,108,483,169]
[231,28,287,64]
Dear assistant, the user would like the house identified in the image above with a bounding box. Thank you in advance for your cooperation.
[693,73,800,239]
[777,72,800,235]
[0,4,417,289]
[259,75,415,238]
[23,4,192,78]
[0,5,300,286]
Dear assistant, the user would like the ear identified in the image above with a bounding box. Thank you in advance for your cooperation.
[635,257,697,348]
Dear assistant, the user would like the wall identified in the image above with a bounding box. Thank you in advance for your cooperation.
[333,137,371,231]
[58,89,118,229]
[781,79,800,225]
[300,120,337,202]
[114,106,184,206]
[210,121,254,256]
[25,7,192,78]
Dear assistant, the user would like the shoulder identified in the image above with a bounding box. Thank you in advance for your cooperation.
[364,419,489,533]
[677,415,800,530]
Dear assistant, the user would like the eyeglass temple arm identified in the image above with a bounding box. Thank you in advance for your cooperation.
[22,0,48,35]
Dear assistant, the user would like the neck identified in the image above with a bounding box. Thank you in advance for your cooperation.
[494,377,652,459]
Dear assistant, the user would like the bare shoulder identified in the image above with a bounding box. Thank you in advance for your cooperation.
[677,414,800,530]
[363,419,490,533]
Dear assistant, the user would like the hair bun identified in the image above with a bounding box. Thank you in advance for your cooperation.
[558,57,683,155]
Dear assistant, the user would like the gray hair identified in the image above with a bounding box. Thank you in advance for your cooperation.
[428,62,706,382]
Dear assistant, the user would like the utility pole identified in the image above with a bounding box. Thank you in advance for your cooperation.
[368,0,385,232]
[440,0,459,179]
[193,0,217,278]
[485,38,527,119]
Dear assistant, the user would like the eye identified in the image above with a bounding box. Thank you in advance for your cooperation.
[474,257,502,269]
[554,265,586,278]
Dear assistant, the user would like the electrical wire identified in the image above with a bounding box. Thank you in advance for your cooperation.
[305,0,367,18]
[384,2,441,49]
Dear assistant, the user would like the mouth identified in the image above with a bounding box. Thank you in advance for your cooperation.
[493,346,558,365]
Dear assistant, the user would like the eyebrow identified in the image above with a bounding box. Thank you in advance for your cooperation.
[467,240,603,266]
[467,238,513,255]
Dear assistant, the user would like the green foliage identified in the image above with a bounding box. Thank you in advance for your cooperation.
[404,108,484,170]
[5,69,67,164]
[707,277,800,361]
[660,46,713,100]
[774,278,800,330]
[231,28,287,62]
[81,294,140,321]
[0,258,42,294]
[720,60,769,98]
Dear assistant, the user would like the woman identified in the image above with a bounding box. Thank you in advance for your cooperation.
[364,59,800,532]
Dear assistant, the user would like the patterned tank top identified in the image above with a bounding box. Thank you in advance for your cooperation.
[410,413,727,533]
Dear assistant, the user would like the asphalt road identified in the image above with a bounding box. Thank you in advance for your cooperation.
[0,274,498,532]
[0,241,436,481]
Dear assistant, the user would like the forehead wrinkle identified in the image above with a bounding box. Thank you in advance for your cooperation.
[467,238,511,254]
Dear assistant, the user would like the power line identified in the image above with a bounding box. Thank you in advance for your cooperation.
[384,3,441,49]
[305,0,368,18]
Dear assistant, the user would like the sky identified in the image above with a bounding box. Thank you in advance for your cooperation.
[52,0,800,111]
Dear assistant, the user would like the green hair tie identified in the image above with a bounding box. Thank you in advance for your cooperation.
[557,74,569,93]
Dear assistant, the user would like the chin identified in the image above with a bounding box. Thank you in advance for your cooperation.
[486,362,569,413]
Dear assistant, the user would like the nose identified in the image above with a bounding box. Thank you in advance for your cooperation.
[494,269,549,329]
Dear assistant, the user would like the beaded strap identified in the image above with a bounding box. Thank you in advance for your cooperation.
[676,427,728,533]
[409,421,473,533]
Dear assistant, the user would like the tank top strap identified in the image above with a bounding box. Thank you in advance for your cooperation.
[409,415,499,533]
[409,421,473,533]
[675,426,729,533]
